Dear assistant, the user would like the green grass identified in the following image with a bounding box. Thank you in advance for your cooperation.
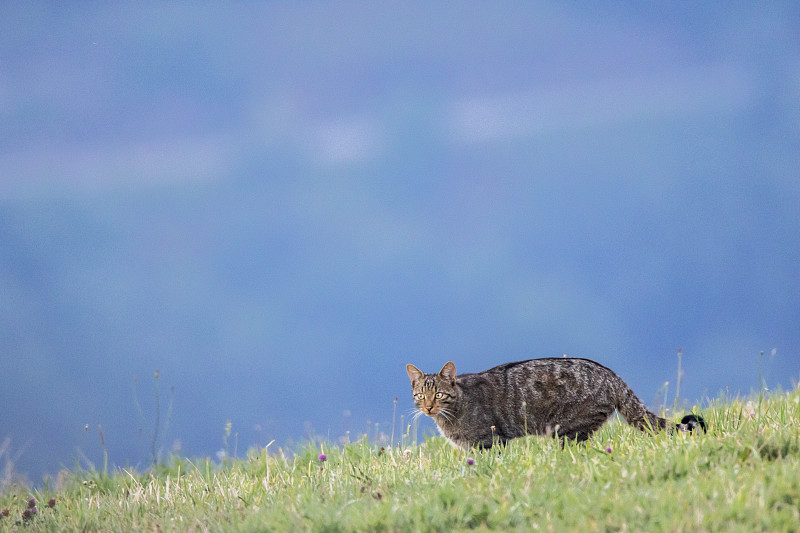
[2,389,799,532]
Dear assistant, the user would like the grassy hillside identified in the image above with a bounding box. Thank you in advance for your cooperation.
[2,389,799,532]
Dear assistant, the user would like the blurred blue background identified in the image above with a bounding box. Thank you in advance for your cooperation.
[2,3,798,484]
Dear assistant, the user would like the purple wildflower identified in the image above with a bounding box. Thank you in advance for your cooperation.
[318,453,327,462]
[466,457,475,466]
[48,498,56,508]
[605,446,613,453]
[22,509,32,520]
[27,498,36,509]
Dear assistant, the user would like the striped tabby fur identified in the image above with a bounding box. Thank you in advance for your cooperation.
[406,358,705,448]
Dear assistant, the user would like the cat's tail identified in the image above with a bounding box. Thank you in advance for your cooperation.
[677,413,707,433]
[615,379,706,434]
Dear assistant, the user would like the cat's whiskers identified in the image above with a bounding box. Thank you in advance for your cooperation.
[436,408,454,424]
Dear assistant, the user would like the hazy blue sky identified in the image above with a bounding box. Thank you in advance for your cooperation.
[2,3,798,484]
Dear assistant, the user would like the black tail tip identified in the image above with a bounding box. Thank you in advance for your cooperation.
[680,414,707,433]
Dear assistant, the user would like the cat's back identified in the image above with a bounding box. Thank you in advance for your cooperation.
[456,357,618,388]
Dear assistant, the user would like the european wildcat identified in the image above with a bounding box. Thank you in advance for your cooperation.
[406,358,705,448]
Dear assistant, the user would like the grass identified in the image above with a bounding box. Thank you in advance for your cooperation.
[2,389,799,532]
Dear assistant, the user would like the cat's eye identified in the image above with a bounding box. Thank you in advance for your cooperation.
[415,393,424,400]
[435,392,443,399]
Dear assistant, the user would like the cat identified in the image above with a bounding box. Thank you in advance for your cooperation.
[406,358,706,449]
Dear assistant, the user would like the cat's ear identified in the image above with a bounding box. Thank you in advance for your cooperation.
[439,361,457,384]
[406,364,424,385]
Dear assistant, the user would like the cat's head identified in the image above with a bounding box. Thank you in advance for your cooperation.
[406,361,458,417]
